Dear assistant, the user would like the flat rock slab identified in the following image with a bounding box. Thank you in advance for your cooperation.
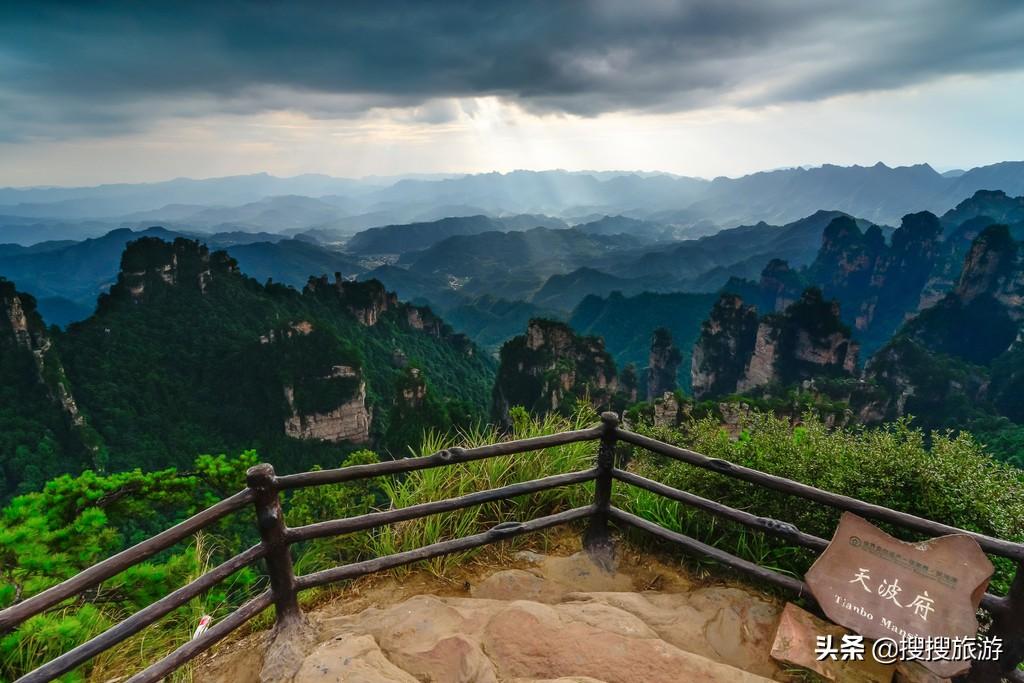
[771,602,894,683]
[192,551,796,682]
[286,552,784,683]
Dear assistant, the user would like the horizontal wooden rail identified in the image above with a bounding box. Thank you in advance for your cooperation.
[274,426,603,490]
[288,469,597,543]
[0,488,255,632]
[616,427,1024,562]
[7,420,1023,683]
[295,505,596,592]
[123,589,274,683]
[608,507,812,598]
[612,469,1008,615]
[612,468,828,552]
[15,543,266,683]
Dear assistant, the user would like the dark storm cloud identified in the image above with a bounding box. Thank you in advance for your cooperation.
[1,0,1023,139]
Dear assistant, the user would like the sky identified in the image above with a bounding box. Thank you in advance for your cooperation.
[2,1,1024,187]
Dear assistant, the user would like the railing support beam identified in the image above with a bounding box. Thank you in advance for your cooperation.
[965,561,1024,682]
[584,411,618,571]
[246,463,303,630]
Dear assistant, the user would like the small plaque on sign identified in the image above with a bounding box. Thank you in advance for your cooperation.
[805,512,993,678]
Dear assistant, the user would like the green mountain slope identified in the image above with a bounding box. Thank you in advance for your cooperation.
[0,280,102,496]
[0,236,495,498]
[346,214,568,254]
[569,290,717,393]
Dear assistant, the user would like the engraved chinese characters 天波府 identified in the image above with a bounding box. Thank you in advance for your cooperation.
[804,512,993,678]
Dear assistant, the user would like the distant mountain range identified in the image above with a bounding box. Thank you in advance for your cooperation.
[4,162,1024,245]
[0,227,365,326]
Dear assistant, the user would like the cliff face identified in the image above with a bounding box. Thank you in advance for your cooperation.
[809,216,887,302]
[692,289,858,399]
[757,259,804,313]
[954,225,1022,308]
[2,281,46,354]
[645,328,682,401]
[691,294,760,400]
[863,225,1024,426]
[0,280,87,428]
[807,213,941,354]
[110,237,238,305]
[898,225,1022,365]
[305,274,397,326]
[0,279,103,495]
[492,318,620,421]
[918,190,1024,311]
[284,369,371,444]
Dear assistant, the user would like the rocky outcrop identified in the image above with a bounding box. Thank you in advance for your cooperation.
[899,225,1023,365]
[862,225,1024,424]
[398,367,428,408]
[0,279,103,493]
[3,290,34,349]
[756,258,804,312]
[1,279,88,428]
[305,274,398,326]
[493,319,620,421]
[405,306,445,336]
[735,322,781,394]
[284,367,371,443]
[645,328,681,401]
[652,391,686,427]
[111,237,237,305]
[693,289,858,399]
[804,213,941,355]
[954,224,1023,309]
[691,294,760,400]
[808,216,887,303]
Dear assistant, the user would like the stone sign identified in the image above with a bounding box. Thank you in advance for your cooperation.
[805,512,994,678]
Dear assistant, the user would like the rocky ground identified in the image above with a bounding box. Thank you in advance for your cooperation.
[198,545,795,683]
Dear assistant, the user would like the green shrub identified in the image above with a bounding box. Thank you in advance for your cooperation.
[617,411,1024,592]
[369,404,598,575]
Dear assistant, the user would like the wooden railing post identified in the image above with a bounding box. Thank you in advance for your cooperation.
[246,463,303,630]
[966,561,1024,682]
[583,411,618,571]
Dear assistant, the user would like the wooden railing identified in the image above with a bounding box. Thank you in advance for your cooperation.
[1,412,1022,682]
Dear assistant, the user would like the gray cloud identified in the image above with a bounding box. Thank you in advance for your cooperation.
[2,0,1023,140]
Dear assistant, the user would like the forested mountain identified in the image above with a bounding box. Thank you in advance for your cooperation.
[530,268,677,312]
[346,214,568,254]
[355,212,866,326]
[865,224,1024,433]
[0,279,102,496]
[721,190,1024,357]
[691,289,859,400]
[7,181,1024,477]
[443,295,559,351]
[625,210,869,285]
[0,237,494,500]
[688,205,1024,465]
[6,163,1024,240]
[574,215,678,242]
[569,290,717,393]
[492,319,625,423]
[0,227,366,326]
[226,239,365,288]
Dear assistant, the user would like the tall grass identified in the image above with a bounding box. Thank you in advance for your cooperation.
[78,531,258,683]
[367,405,598,575]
